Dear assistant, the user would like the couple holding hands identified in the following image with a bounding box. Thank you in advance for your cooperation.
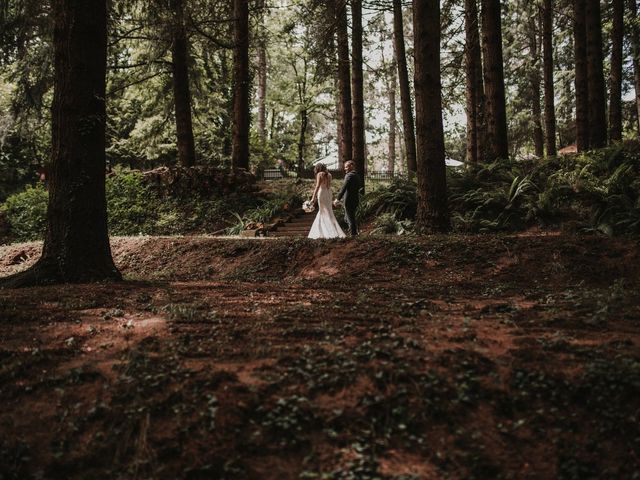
[306,160,361,239]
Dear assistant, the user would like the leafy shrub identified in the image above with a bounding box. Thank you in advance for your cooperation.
[1,184,48,241]
[106,167,161,235]
[358,177,417,221]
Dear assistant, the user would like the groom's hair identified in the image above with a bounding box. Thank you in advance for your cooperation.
[345,161,355,170]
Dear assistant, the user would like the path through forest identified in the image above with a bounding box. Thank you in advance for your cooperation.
[1,234,639,479]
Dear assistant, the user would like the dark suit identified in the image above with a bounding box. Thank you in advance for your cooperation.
[337,170,361,236]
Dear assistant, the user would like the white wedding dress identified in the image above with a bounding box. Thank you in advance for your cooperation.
[308,174,346,239]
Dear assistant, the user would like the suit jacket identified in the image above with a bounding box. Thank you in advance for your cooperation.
[337,171,361,209]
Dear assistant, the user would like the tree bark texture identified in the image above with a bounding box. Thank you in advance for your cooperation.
[481,0,509,160]
[170,0,196,167]
[574,0,589,151]
[630,0,640,136]
[257,0,268,144]
[351,0,366,185]
[464,0,480,163]
[388,57,397,174]
[608,0,623,142]
[393,0,417,173]
[542,0,557,155]
[464,0,484,163]
[413,0,449,233]
[220,50,232,157]
[231,0,250,170]
[3,0,121,287]
[585,0,607,148]
[335,0,353,168]
[528,16,544,158]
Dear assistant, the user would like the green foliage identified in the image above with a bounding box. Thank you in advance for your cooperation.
[105,167,159,235]
[358,177,417,222]
[358,143,640,235]
[225,193,303,235]
[1,184,48,241]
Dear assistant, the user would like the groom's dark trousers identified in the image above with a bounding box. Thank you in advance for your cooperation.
[337,170,361,236]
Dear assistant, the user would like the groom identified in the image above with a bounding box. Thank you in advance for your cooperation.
[334,160,361,236]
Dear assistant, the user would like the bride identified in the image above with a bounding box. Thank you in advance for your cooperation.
[307,163,346,239]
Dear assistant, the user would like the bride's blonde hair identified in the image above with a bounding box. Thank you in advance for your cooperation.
[314,163,327,175]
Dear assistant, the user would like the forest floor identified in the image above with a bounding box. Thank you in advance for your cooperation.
[1,233,639,479]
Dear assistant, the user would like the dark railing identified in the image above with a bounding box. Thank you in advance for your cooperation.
[262,168,406,181]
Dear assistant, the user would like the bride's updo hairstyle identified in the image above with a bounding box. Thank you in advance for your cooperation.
[314,163,327,176]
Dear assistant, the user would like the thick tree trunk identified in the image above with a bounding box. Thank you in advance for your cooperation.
[393,0,417,173]
[542,0,557,156]
[528,17,544,158]
[464,0,483,163]
[231,0,250,170]
[631,0,640,136]
[2,0,120,287]
[481,0,509,161]
[351,0,366,186]
[256,0,267,144]
[170,0,196,167]
[413,0,449,233]
[585,0,607,148]
[335,0,352,168]
[608,0,623,142]
[574,0,589,151]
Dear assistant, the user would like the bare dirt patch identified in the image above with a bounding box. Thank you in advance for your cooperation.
[1,234,639,479]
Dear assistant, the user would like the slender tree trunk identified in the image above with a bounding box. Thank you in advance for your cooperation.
[335,76,344,169]
[170,0,196,167]
[413,0,449,233]
[231,0,250,170]
[393,0,417,173]
[335,0,352,168]
[3,0,120,287]
[630,0,640,136]
[609,0,623,142]
[351,0,366,186]
[388,60,397,175]
[574,0,589,151]
[542,0,557,155]
[464,0,483,163]
[220,50,232,157]
[297,109,308,175]
[585,0,607,148]
[528,16,544,157]
[256,0,268,145]
[481,0,509,160]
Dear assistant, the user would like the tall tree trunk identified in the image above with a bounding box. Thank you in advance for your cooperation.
[351,0,366,186]
[170,0,196,167]
[413,0,449,233]
[393,0,417,173]
[256,0,268,145]
[297,109,308,175]
[585,0,607,148]
[388,59,397,174]
[335,76,344,169]
[220,50,232,157]
[335,0,352,168]
[574,0,589,151]
[608,0,623,142]
[231,0,250,170]
[542,0,557,155]
[481,0,509,160]
[3,0,120,287]
[630,0,640,136]
[528,16,544,157]
[464,0,483,163]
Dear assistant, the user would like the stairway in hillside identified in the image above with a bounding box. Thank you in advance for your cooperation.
[268,212,315,237]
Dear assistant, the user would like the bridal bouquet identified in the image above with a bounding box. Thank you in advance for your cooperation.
[302,200,315,213]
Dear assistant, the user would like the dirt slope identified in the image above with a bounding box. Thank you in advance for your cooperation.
[1,234,639,479]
